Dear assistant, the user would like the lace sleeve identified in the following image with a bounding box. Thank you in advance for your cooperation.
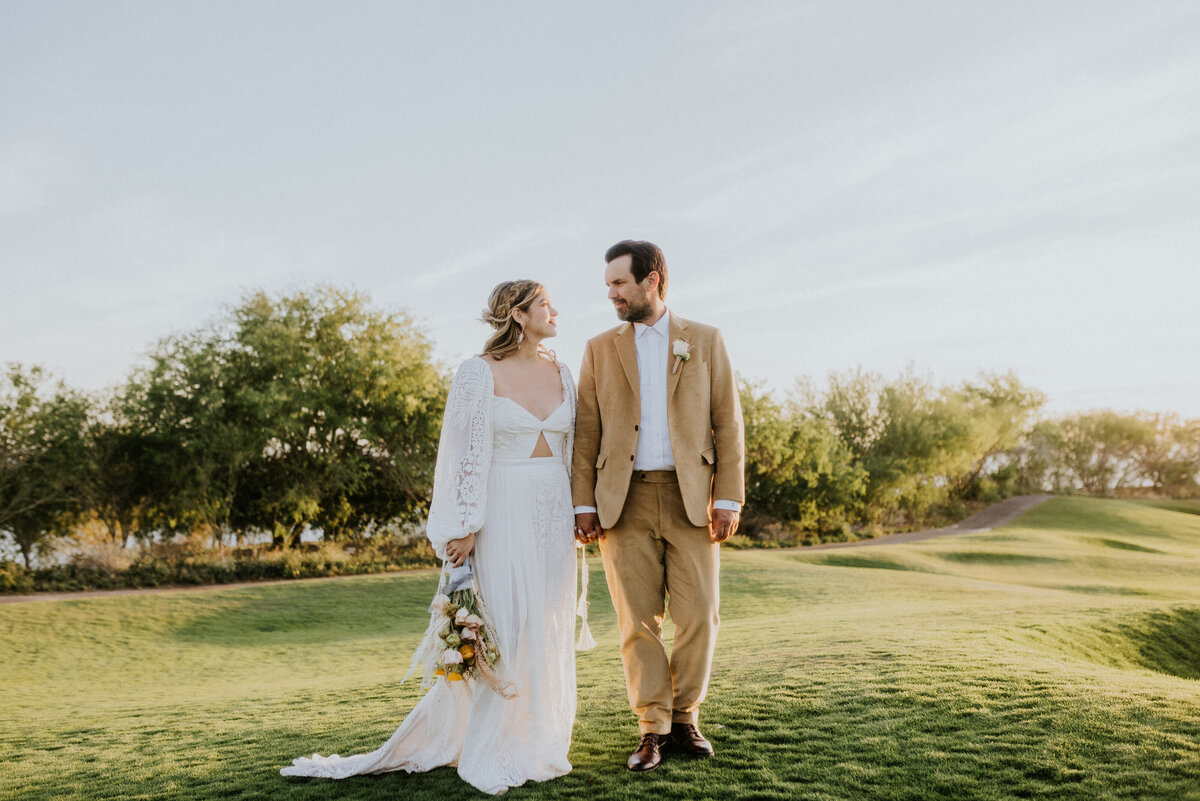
[425,357,493,559]
[560,362,576,478]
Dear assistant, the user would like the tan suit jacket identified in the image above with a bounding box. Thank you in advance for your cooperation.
[572,313,745,530]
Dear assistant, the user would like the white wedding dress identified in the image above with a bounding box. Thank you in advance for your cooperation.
[281,356,582,795]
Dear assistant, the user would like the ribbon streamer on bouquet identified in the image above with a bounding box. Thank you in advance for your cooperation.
[442,561,474,594]
[576,543,596,651]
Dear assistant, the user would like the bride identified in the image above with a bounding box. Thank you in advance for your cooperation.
[281,280,587,795]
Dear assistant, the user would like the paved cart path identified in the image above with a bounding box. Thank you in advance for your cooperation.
[797,494,1053,552]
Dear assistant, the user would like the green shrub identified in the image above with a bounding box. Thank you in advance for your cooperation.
[0,538,440,594]
[0,560,33,593]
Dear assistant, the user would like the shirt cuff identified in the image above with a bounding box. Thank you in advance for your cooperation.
[713,500,741,513]
[573,506,598,515]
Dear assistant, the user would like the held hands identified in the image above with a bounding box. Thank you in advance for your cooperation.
[574,512,604,544]
[445,532,476,567]
[575,510,737,543]
[709,509,740,544]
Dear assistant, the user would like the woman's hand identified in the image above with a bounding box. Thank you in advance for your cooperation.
[445,533,476,567]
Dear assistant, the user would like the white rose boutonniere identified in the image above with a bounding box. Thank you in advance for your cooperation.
[672,339,691,375]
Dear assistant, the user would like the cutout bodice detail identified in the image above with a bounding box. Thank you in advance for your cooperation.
[492,397,571,460]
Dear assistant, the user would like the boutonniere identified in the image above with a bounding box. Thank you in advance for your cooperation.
[672,339,691,374]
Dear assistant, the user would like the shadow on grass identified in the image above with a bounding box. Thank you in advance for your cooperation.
[1089,538,1167,554]
[935,552,1066,566]
[1134,499,1200,517]
[1029,605,1200,682]
[1044,584,1149,597]
[812,554,917,572]
[1127,605,1200,680]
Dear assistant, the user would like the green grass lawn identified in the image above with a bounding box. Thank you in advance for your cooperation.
[3,497,1198,801]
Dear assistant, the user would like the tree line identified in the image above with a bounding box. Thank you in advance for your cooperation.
[2,288,446,567]
[739,372,1199,541]
[3,288,1198,566]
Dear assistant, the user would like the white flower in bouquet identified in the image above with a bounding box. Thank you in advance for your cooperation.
[404,558,518,698]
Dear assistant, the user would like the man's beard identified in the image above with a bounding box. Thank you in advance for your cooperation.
[615,294,655,322]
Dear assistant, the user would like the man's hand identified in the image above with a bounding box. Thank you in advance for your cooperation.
[445,532,476,567]
[709,509,740,544]
[574,512,604,544]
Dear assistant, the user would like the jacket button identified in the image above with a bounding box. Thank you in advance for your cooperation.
[630,455,635,461]
[634,424,639,431]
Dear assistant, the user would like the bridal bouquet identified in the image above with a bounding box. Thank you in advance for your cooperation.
[404,560,517,698]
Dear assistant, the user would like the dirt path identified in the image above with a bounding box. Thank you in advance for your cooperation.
[797,494,1053,552]
[1,496,1055,605]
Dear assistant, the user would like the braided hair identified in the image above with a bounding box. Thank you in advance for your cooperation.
[480,280,553,361]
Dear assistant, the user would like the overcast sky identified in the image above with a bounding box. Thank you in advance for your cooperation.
[3,1,1199,416]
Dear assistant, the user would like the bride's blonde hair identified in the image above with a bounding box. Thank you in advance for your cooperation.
[480,280,556,362]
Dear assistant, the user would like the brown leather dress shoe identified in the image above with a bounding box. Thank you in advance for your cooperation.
[670,722,714,758]
[626,732,668,771]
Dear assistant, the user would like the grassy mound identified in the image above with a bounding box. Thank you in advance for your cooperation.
[2,497,1198,800]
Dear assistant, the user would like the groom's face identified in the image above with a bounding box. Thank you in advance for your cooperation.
[605,255,658,323]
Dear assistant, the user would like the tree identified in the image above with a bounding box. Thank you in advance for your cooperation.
[0,365,90,566]
[75,401,157,547]
[1129,413,1200,495]
[1051,412,1151,495]
[739,379,865,533]
[1008,420,1065,494]
[952,372,1046,499]
[817,368,982,524]
[122,333,266,546]
[230,288,447,545]
[122,287,448,548]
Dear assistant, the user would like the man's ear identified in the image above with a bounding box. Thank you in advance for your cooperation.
[644,271,659,294]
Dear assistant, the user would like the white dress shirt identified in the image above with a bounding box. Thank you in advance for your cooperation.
[575,309,740,516]
[632,311,674,471]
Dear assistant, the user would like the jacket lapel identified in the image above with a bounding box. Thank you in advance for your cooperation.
[667,314,689,399]
[614,323,640,402]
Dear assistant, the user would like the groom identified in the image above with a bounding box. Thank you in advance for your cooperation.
[573,240,745,772]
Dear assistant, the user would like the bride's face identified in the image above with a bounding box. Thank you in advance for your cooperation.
[520,290,558,340]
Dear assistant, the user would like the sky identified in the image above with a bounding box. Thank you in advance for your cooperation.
[2,1,1199,417]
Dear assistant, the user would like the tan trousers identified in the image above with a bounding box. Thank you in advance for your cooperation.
[598,470,720,735]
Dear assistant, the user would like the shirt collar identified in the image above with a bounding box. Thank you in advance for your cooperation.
[633,309,671,340]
